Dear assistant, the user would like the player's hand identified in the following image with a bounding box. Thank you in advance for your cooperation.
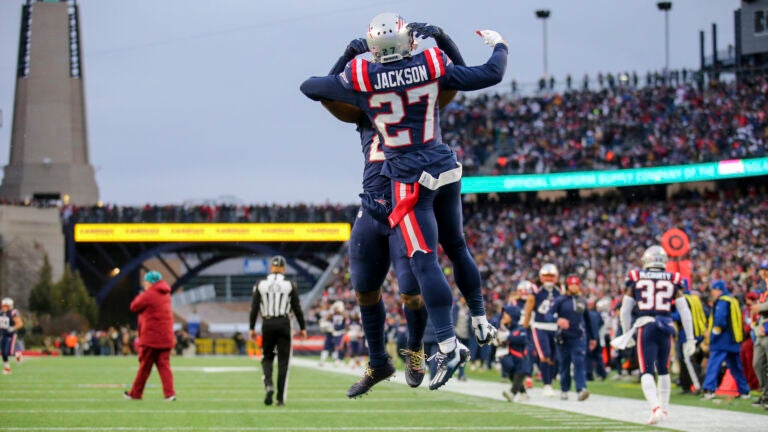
[589,339,597,351]
[408,22,443,40]
[683,340,696,358]
[476,29,507,47]
[297,329,308,340]
[556,317,570,330]
[345,38,369,57]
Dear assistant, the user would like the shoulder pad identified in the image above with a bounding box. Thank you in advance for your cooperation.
[345,58,373,92]
[671,272,682,285]
[423,47,446,79]
[627,269,640,282]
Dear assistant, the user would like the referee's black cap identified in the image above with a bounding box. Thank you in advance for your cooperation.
[271,255,286,269]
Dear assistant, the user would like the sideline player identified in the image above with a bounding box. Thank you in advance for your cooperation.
[523,264,561,397]
[616,246,695,424]
[301,13,507,390]
[1,297,23,375]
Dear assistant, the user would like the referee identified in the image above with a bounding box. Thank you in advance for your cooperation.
[249,255,307,407]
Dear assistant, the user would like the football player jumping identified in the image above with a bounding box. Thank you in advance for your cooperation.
[302,12,506,391]
[310,19,500,396]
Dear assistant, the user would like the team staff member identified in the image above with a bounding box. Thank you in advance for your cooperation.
[701,280,750,400]
[124,271,176,401]
[250,256,307,407]
[550,275,596,401]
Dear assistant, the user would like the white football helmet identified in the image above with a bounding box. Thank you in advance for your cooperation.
[641,245,668,270]
[366,12,414,63]
[516,280,534,296]
[1,297,13,309]
[539,263,559,287]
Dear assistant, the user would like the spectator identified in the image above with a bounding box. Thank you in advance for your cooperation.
[124,271,176,401]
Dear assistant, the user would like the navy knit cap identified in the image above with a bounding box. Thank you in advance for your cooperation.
[144,271,162,284]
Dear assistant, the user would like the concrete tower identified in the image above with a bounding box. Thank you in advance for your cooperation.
[0,0,98,205]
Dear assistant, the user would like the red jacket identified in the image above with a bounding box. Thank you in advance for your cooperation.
[130,280,175,349]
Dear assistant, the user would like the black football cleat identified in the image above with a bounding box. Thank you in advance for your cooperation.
[399,347,426,388]
[264,386,274,406]
[346,360,396,398]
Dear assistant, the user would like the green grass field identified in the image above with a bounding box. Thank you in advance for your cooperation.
[0,356,665,432]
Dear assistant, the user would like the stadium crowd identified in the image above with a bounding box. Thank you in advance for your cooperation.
[444,75,768,176]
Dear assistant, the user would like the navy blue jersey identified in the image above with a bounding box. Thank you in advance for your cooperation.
[301,44,508,183]
[358,122,389,195]
[551,295,594,340]
[0,309,19,337]
[532,286,561,324]
[626,269,684,317]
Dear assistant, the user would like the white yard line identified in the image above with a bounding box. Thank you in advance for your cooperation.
[292,357,767,432]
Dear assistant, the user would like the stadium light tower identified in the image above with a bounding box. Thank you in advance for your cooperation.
[535,9,551,78]
[657,2,672,81]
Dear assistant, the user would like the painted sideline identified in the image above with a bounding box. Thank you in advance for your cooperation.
[291,357,766,432]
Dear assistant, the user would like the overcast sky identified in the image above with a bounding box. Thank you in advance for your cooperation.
[0,0,738,206]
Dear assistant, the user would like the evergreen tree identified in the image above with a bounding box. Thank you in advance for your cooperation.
[28,255,54,315]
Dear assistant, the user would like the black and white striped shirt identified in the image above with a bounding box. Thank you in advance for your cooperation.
[249,273,306,330]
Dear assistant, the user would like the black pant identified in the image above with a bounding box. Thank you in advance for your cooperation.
[261,317,292,402]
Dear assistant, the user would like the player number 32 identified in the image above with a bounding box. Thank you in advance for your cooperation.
[635,280,675,312]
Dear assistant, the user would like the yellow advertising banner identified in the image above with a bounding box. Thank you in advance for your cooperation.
[74,223,351,242]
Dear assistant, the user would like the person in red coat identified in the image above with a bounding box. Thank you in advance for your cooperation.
[124,271,176,401]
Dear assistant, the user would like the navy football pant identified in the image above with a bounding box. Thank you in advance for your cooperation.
[392,180,484,344]
[349,206,420,367]
[532,328,557,385]
[1,334,17,361]
[636,324,672,376]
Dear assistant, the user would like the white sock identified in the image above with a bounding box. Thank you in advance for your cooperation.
[641,374,659,409]
[658,374,671,411]
[320,350,328,362]
[471,315,489,329]
[438,337,457,354]
[3,362,8,369]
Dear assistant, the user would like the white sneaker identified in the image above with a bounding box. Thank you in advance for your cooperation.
[560,392,568,400]
[701,391,716,400]
[543,384,555,397]
[474,322,498,346]
[516,392,530,402]
[648,406,664,424]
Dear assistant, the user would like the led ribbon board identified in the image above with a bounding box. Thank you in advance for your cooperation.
[461,157,768,193]
[74,223,351,242]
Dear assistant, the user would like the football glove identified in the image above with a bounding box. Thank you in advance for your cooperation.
[359,193,392,225]
[345,38,369,57]
[476,29,507,48]
[683,340,696,358]
[408,22,444,40]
